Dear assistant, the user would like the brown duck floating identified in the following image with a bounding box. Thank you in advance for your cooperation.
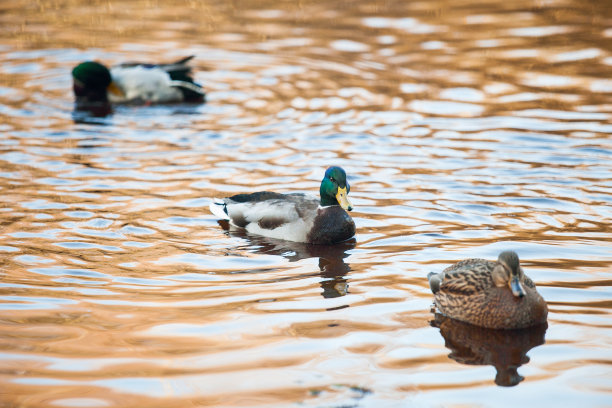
[427,251,548,329]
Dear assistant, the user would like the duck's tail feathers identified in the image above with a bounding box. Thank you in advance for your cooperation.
[161,56,195,72]
[210,198,230,220]
[427,271,442,294]
[162,56,198,82]
[171,55,195,65]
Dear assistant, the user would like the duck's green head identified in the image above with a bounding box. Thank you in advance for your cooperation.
[72,62,111,89]
[320,166,353,211]
[72,61,123,98]
[494,250,526,298]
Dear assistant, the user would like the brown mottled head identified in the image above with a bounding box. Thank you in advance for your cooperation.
[498,251,520,274]
[495,251,525,298]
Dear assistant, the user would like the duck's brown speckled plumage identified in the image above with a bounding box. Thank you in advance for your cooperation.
[428,252,548,329]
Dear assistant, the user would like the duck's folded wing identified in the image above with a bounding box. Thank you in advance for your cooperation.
[226,193,317,229]
[438,270,483,296]
[114,56,199,83]
[116,56,194,72]
[226,199,297,229]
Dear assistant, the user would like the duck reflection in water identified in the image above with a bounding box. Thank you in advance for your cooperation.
[218,220,354,299]
[431,313,547,387]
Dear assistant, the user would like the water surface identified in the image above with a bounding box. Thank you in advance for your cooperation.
[1,0,611,406]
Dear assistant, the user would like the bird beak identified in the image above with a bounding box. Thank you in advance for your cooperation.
[107,81,124,97]
[336,187,353,211]
[510,276,526,298]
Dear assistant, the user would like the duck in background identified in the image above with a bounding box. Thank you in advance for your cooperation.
[71,55,205,115]
[210,166,356,245]
[427,250,548,329]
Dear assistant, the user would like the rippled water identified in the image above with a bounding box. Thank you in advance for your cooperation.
[1,0,611,406]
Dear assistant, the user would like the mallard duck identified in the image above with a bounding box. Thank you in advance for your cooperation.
[427,251,548,329]
[209,166,356,245]
[71,56,205,109]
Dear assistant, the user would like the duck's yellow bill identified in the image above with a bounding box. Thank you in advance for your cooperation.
[336,187,353,211]
[107,81,125,97]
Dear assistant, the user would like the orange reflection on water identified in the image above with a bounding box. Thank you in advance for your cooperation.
[0,0,611,406]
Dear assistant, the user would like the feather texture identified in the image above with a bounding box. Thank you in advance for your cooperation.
[72,56,205,109]
[109,66,184,104]
[428,252,548,329]
[211,192,355,244]
[209,198,230,220]
[209,167,356,245]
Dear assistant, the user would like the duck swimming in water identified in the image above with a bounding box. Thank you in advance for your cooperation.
[71,55,205,112]
[210,166,356,245]
[427,251,548,329]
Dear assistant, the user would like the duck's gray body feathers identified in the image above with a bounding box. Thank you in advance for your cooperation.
[210,192,355,245]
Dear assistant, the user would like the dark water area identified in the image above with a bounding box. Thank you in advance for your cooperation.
[0,0,611,406]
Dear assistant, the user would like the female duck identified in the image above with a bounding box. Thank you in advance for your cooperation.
[427,251,548,329]
[71,56,205,110]
[210,166,355,245]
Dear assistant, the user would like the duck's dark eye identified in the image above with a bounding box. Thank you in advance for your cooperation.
[329,177,335,183]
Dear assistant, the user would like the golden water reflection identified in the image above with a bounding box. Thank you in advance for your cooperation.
[0,0,611,406]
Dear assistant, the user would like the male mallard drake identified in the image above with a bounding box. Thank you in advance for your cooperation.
[71,56,205,109]
[209,166,356,245]
[427,251,548,329]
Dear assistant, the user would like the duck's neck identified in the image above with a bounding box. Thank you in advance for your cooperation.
[320,195,338,207]
[73,83,112,116]
[74,83,110,105]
